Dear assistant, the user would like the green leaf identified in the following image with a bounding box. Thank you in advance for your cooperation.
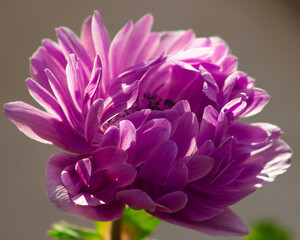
[244,221,292,240]
[49,221,102,240]
[121,207,161,240]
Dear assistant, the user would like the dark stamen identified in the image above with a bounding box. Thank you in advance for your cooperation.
[106,92,176,126]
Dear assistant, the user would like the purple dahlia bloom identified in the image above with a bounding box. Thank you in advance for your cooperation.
[4,11,292,236]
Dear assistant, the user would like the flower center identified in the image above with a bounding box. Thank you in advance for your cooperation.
[108,93,176,126]
[124,93,176,115]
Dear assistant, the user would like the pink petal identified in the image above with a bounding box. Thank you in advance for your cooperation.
[117,189,156,212]
[198,105,218,145]
[136,32,160,63]
[100,126,121,147]
[26,78,65,120]
[186,155,215,182]
[139,141,178,183]
[47,153,81,205]
[157,30,195,54]
[151,208,249,236]
[56,27,92,74]
[182,197,224,221]
[83,55,103,105]
[163,161,188,193]
[75,158,92,186]
[242,88,270,117]
[155,191,188,213]
[31,47,67,93]
[72,193,105,206]
[172,100,191,115]
[101,81,139,124]
[84,99,103,145]
[134,118,171,166]
[92,146,128,170]
[41,39,67,68]
[106,164,137,187]
[46,69,83,133]
[121,109,151,129]
[249,139,292,186]
[30,57,52,93]
[226,122,269,143]
[116,120,136,152]
[66,54,86,109]
[4,101,90,153]
[171,112,199,158]
[80,16,96,59]
[109,20,133,79]
[121,14,154,70]
[92,11,110,93]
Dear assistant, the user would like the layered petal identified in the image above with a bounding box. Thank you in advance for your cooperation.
[4,101,90,153]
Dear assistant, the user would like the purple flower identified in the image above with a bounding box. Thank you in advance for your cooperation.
[4,11,291,236]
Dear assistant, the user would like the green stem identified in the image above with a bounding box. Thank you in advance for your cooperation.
[111,218,122,240]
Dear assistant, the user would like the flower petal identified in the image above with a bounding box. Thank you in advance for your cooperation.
[186,155,215,182]
[75,158,92,186]
[4,101,90,153]
[26,78,65,120]
[84,99,104,145]
[109,20,133,79]
[156,30,195,54]
[47,153,81,206]
[65,54,87,109]
[182,196,224,221]
[226,122,269,143]
[242,88,270,117]
[31,44,67,93]
[92,11,110,93]
[102,81,140,124]
[139,141,178,183]
[172,100,191,115]
[122,14,154,70]
[106,164,137,187]
[116,120,136,151]
[134,119,172,166]
[121,109,151,129]
[56,27,92,74]
[250,140,292,186]
[147,109,179,135]
[83,55,103,104]
[46,68,83,133]
[151,208,249,236]
[72,193,105,206]
[163,161,188,193]
[198,105,218,145]
[80,16,96,59]
[92,146,128,170]
[155,191,188,213]
[41,39,67,68]
[171,112,199,158]
[117,189,156,212]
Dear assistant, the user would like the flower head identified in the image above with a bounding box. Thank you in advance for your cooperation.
[4,11,291,236]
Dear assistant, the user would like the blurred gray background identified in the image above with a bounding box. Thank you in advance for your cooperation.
[0,0,299,239]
